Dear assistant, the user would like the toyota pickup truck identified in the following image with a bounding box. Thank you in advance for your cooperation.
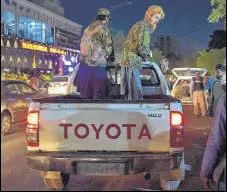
[25,62,185,191]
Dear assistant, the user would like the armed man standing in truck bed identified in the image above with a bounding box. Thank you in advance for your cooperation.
[120,5,165,100]
[79,8,115,100]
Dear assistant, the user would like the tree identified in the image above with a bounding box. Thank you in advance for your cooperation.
[208,0,226,27]
[149,49,165,64]
[208,30,226,50]
[196,48,226,75]
[166,52,183,68]
[183,57,198,68]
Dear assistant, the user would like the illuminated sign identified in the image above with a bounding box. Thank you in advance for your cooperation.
[64,61,72,66]
[22,42,48,52]
[21,41,66,55]
[49,48,66,55]
[68,67,74,72]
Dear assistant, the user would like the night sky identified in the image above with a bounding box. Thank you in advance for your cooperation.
[61,0,225,51]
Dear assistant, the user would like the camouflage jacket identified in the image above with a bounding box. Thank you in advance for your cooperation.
[80,21,113,67]
[121,20,152,68]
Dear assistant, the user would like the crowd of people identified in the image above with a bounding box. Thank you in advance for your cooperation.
[189,64,226,118]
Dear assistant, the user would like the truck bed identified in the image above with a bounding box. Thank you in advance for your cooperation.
[32,94,180,104]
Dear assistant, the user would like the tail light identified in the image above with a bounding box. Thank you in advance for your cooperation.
[170,111,184,148]
[26,111,39,147]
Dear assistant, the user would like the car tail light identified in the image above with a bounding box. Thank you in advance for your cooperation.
[170,111,184,148]
[26,111,39,147]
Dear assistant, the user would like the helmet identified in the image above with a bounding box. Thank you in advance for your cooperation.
[144,5,165,29]
[97,8,111,19]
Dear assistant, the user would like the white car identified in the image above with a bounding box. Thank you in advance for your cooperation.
[171,68,207,103]
[48,75,71,96]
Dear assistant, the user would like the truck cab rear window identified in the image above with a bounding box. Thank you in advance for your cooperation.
[51,77,69,82]
[140,68,160,86]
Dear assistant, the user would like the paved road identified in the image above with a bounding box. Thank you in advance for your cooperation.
[1,105,214,191]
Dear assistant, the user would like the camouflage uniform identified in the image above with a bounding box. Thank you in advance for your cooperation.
[80,21,113,67]
[121,5,164,100]
[79,8,114,99]
[121,21,152,69]
[121,21,152,100]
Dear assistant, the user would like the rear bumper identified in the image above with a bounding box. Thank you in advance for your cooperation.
[26,151,184,178]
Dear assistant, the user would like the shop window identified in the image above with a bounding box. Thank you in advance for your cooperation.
[45,25,54,44]
[18,16,26,39]
[1,9,16,37]
[34,21,42,42]
[41,23,46,43]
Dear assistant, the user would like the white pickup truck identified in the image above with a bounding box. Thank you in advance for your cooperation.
[25,62,185,191]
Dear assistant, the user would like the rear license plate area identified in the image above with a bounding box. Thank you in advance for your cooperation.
[72,162,131,176]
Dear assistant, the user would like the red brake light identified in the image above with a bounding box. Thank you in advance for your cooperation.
[171,112,183,126]
[26,111,39,147]
[27,111,39,126]
[170,111,184,148]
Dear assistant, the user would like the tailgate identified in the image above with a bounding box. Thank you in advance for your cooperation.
[38,103,171,152]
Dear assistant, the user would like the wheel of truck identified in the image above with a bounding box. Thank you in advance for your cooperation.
[41,171,70,190]
[1,112,12,136]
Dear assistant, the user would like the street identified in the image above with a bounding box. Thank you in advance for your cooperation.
[1,104,213,191]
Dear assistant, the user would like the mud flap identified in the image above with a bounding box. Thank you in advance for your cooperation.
[40,171,64,189]
[160,155,185,191]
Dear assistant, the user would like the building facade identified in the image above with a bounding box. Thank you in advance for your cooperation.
[1,0,82,75]
[27,0,64,16]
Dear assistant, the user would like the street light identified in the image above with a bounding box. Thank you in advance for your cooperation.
[110,1,132,11]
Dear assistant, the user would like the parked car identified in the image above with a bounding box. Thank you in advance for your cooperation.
[1,80,46,135]
[171,68,207,103]
[48,75,71,96]
[38,81,49,94]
